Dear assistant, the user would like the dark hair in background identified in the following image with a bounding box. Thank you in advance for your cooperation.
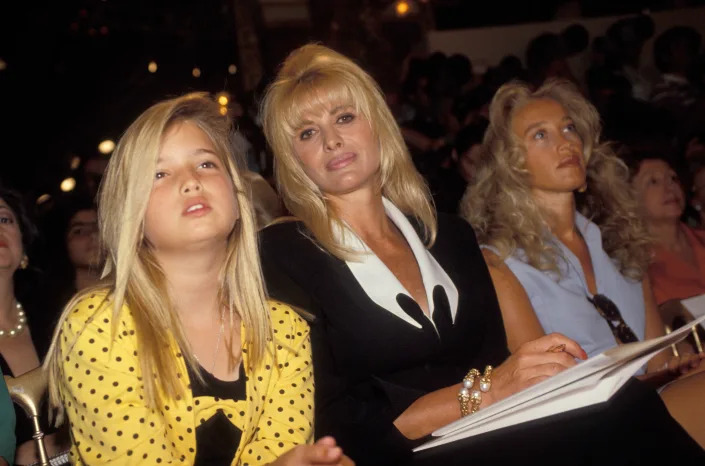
[653,26,702,73]
[622,145,680,181]
[455,120,488,156]
[0,185,38,254]
[526,33,566,78]
[39,193,97,282]
[0,185,45,316]
[561,24,590,56]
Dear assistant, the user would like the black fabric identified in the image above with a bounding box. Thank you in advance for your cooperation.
[187,363,246,466]
[259,214,705,466]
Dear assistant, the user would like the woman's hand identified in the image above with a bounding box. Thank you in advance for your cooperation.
[664,351,705,375]
[488,333,587,405]
[272,436,355,466]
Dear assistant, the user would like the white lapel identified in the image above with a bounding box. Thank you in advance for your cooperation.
[334,198,459,329]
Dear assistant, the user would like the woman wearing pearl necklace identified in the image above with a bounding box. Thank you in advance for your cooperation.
[0,187,70,464]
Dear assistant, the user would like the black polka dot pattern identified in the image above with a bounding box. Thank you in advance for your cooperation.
[58,294,314,464]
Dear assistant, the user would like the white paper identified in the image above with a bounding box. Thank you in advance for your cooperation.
[414,313,705,452]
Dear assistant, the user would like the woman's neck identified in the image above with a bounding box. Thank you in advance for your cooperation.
[74,267,101,292]
[0,276,16,323]
[648,220,686,251]
[533,190,577,240]
[328,189,395,243]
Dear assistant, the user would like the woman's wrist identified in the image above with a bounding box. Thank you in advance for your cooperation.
[457,366,493,416]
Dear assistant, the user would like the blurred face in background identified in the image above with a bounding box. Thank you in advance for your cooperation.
[0,198,23,273]
[457,144,483,183]
[631,159,685,224]
[690,166,705,215]
[66,209,100,269]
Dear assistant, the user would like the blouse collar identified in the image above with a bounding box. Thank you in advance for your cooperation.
[333,197,459,329]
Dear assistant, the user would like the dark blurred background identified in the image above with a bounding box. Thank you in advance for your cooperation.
[2,0,705,201]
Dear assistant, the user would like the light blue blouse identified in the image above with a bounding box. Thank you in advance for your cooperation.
[499,213,646,361]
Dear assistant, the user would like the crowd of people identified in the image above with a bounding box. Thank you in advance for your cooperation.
[1,12,705,466]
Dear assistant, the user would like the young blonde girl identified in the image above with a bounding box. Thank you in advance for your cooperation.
[45,93,352,465]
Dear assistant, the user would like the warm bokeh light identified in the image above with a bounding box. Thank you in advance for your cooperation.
[228,64,237,75]
[217,95,229,106]
[98,139,115,154]
[60,177,76,192]
[148,61,158,73]
[192,67,201,78]
[36,194,51,205]
[396,0,410,16]
[70,155,81,170]
[219,106,228,116]
[0,59,6,71]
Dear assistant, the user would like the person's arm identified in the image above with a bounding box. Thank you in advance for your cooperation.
[239,308,315,463]
[481,249,546,351]
[642,277,705,377]
[392,333,586,440]
[393,249,560,439]
[643,276,670,373]
[57,301,185,464]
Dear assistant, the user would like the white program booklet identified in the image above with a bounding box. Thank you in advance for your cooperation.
[414,310,705,452]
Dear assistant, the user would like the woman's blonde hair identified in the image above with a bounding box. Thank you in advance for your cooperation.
[260,43,436,259]
[47,93,271,410]
[462,80,651,280]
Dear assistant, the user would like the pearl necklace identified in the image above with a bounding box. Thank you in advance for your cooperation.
[0,301,27,339]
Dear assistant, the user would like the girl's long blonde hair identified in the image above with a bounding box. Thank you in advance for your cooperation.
[462,80,651,280]
[260,43,436,259]
[47,93,271,411]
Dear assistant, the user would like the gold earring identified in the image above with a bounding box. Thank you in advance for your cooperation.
[20,255,29,270]
[577,183,587,193]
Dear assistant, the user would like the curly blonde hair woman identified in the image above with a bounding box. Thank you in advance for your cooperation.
[461,80,705,376]
[462,80,651,279]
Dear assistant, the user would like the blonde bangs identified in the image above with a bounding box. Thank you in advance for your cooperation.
[277,72,372,141]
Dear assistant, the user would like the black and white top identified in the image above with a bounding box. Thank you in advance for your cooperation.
[332,198,459,330]
[260,208,508,464]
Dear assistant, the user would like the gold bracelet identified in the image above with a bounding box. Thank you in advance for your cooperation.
[457,368,480,417]
[468,366,493,415]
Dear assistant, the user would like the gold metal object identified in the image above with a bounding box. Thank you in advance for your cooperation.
[4,366,50,466]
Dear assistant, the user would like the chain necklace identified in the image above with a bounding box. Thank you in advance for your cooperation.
[194,310,225,374]
[0,301,27,339]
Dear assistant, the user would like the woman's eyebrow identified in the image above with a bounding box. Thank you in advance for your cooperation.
[524,121,545,135]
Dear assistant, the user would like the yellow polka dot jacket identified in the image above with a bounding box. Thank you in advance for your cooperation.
[56,293,314,465]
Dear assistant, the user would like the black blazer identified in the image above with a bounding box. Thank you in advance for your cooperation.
[260,214,509,464]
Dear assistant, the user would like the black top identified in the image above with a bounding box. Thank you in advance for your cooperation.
[260,213,705,465]
[186,363,246,466]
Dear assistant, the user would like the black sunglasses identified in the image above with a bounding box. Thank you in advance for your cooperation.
[587,294,639,344]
